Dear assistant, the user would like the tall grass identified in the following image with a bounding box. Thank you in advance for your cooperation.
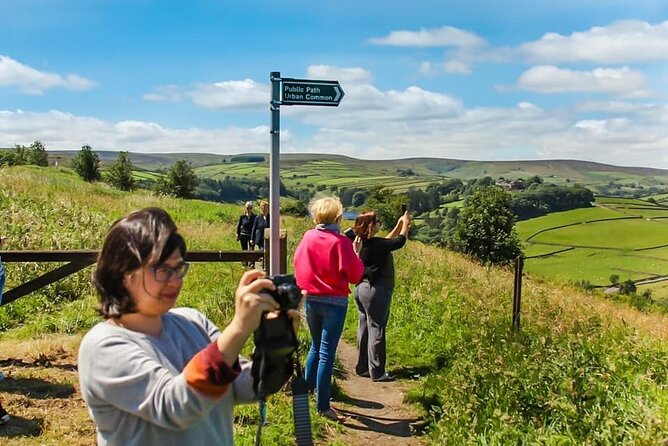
[360,244,668,445]
[3,165,668,444]
[0,166,329,444]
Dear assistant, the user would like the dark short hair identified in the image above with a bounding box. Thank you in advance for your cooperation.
[93,207,186,318]
[353,211,377,241]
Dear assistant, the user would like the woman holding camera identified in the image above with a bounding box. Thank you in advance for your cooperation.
[78,207,301,445]
[294,197,364,421]
[353,210,409,382]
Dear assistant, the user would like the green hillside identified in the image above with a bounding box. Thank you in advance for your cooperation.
[2,166,668,444]
[518,197,668,293]
[32,150,668,195]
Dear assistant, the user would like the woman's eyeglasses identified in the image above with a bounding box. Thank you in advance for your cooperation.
[151,262,190,282]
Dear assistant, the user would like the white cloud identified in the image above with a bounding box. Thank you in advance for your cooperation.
[0,55,97,95]
[368,26,486,48]
[419,61,437,76]
[517,65,650,97]
[443,59,471,75]
[187,79,268,110]
[142,85,184,103]
[519,20,668,64]
[306,65,373,84]
[0,109,275,153]
[3,65,668,169]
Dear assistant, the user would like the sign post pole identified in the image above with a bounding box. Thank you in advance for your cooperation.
[267,73,344,276]
[269,72,281,276]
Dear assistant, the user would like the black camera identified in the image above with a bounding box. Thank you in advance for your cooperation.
[267,274,301,310]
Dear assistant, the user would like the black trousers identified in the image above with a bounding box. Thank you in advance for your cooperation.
[354,281,393,379]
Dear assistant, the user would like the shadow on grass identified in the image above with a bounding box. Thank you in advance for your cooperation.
[391,364,437,380]
[337,394,384,410]
[0,357,77,372]
[337,408,421,438]
[0,414,44,438]
[1,377,75,399]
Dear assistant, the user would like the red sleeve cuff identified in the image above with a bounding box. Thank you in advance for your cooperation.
[184,342,241,398]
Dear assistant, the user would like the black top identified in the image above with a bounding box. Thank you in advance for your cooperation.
[359,235,407,290]
[251,214,270,247]
[236,213,256,238]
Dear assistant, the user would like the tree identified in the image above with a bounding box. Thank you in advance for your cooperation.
[28,140,49,166]
[365,186,406,229]
[72,145,101,182]
[609,274,620,285]
[2,144,29,165]
[618,279,637,295]
[155,160,199,198]
[351,190,369,207]
[106,151,135,191]
[282,200,309,217]
[453,186,522,264]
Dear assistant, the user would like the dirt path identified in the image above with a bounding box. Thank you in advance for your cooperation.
[325,340,425,446]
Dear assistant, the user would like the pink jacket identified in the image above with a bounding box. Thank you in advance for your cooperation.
[294,228,364,297]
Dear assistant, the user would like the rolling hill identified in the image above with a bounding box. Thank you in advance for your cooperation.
[36,151,668,198]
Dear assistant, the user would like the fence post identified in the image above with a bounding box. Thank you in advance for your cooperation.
[264,229,287,274]
[512,256,524,331]
[279,230,288,274]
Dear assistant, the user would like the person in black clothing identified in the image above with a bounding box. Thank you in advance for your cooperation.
[352,210,409,382]
[250,200,269,251]
[236,201,256,251]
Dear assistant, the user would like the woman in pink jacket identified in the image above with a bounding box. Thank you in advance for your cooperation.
[294,197,364,421]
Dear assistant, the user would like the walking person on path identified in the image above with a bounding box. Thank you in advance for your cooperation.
[353,210,410,382]
[294,197,364,421]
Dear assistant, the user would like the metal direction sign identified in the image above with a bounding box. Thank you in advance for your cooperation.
[281,78,344,106]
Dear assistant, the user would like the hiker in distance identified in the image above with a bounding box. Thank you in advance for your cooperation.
[293,196,364,421]
[236,201,256,266]
[353,209,410,382]
[78,207,302,445]
[250,200,270,251]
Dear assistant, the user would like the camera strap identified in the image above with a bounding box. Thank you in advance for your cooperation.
[290,344,314,446]
[252,312,314,446]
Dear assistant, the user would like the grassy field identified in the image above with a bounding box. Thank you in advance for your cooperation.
[518,197,668,288]
[195,158,443,192]
[2,166,668,445]
[190,155,668,197]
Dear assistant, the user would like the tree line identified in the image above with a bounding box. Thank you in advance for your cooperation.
[0,143,592,265]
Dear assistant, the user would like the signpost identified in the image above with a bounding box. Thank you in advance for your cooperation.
[268,72,344,275]
[281,78,344,106]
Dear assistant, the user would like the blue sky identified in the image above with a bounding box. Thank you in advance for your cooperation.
[1,0,667,168]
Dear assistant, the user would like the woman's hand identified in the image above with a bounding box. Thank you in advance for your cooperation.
[353,235,363,254]
[231,270,279,336]
[265,290,306,335]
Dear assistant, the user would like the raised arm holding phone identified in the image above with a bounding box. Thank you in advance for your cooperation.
[352,209,410,382]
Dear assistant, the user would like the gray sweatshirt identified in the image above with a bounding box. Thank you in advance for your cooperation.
[78,307,255,446]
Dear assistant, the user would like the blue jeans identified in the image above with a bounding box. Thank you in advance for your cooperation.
[305,297,348,412]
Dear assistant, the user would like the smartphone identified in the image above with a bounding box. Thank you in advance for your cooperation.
[343,227,356,241]
[401,204,408,214]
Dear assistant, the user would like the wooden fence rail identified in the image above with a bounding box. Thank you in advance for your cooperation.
[0,245,283,307]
